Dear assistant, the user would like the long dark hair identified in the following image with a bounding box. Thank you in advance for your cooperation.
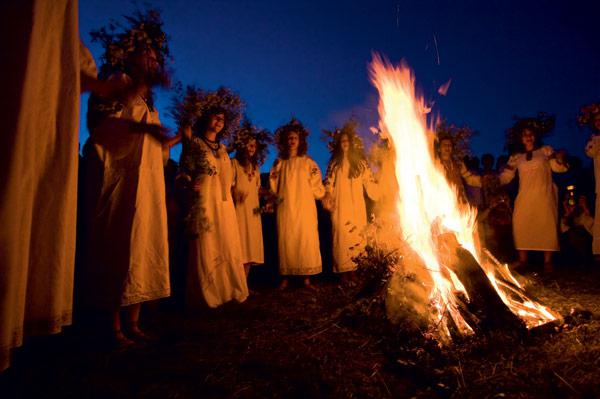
[325,123,366,179]
[275,118,309,160]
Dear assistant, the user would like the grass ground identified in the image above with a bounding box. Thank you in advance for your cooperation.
[1,266,600,398]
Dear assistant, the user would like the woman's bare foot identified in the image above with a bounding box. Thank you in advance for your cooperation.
[303,278,316,290]
[277,278,289,290]
[111,330,135,349]
[127,325,158,343]
[543,262,554,274]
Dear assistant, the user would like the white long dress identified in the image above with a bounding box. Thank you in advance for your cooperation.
[585,136,600,254]
[270,156,325,275]
[0,0,88,371]
[499,146,567,251]
[89,83,170,308]
[232,159,264,265]
[186,139,249,307]
[325,160,379,272]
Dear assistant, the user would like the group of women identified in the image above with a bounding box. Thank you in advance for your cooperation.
[76,13,597,349]
[4,4,600,374]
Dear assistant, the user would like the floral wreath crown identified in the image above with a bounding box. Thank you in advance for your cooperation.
[274,118,309,151]
[229,118,273,167]
[577,102,600,131]
[505,112,555,153]
[90,9,170,78]
[322,119,365,154]
[434,119,475,160]
[170,84,244,140]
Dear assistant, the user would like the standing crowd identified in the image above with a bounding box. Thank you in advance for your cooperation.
[2,3,600,372]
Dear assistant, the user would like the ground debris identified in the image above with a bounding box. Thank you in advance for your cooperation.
[2,269,600,398]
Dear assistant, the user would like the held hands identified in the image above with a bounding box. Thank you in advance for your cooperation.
[321,193,335,211]
[181,125,192,140]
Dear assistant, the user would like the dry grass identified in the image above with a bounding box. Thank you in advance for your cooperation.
[1,268,600,398]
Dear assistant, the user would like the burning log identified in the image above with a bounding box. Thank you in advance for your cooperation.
[450,247,526,335]
[435,231,526,335]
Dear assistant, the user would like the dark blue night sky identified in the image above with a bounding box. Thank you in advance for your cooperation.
[79,0,600,172]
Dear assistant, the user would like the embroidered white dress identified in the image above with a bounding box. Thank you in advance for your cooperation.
[186,140,249,307]
[232,159,264,265]
[499,146,567,251]
[270,156,325,275]
[0,0,92,371]
[89,81,170,308]
[585,136,600,254]
[325,160,379,272]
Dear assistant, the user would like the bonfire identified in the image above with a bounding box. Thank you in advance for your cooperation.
[367,53,560,343]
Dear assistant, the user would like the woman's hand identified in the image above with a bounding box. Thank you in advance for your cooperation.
[183,125,192,140]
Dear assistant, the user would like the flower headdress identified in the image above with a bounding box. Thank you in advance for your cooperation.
[90,9,170,78]
[274,118,309,158]
[435,119,475,160]
[323,119,368,179]
[229,118,273,167]
[170,84,244,140]
[505,113,555,154]
[322,119,365,154]
[577,102,600,132]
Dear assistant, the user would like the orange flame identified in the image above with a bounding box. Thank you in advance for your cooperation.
[369,53,559,340]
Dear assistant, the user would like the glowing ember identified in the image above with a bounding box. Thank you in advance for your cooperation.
[368,53,560,340]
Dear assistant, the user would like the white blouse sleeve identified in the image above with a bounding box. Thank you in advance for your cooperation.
[307,158,326,199]
[269,159,281,195]
[585,136,600,158]
[499,155,518,185]
[544,146,568,173]
[460,161,482,187]
[361,161,381,201]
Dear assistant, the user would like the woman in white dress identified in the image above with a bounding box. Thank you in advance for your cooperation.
[182,108,249,307]
[87,46,172,346]
[436,135,481,203]
[324,125,379,280]
[270,119,325,289]
[582,107,600,258]
[231,121,271,277]
[499,119,568,272]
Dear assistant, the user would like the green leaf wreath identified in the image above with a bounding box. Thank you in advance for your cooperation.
[504,112,555,154]
[274,118,310,158]
[322,118,365,154]
[577,102,600,132]
[90,8,170,78]
[434,119,476,160]
[169,84,244,140]
[229,118,273,167]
